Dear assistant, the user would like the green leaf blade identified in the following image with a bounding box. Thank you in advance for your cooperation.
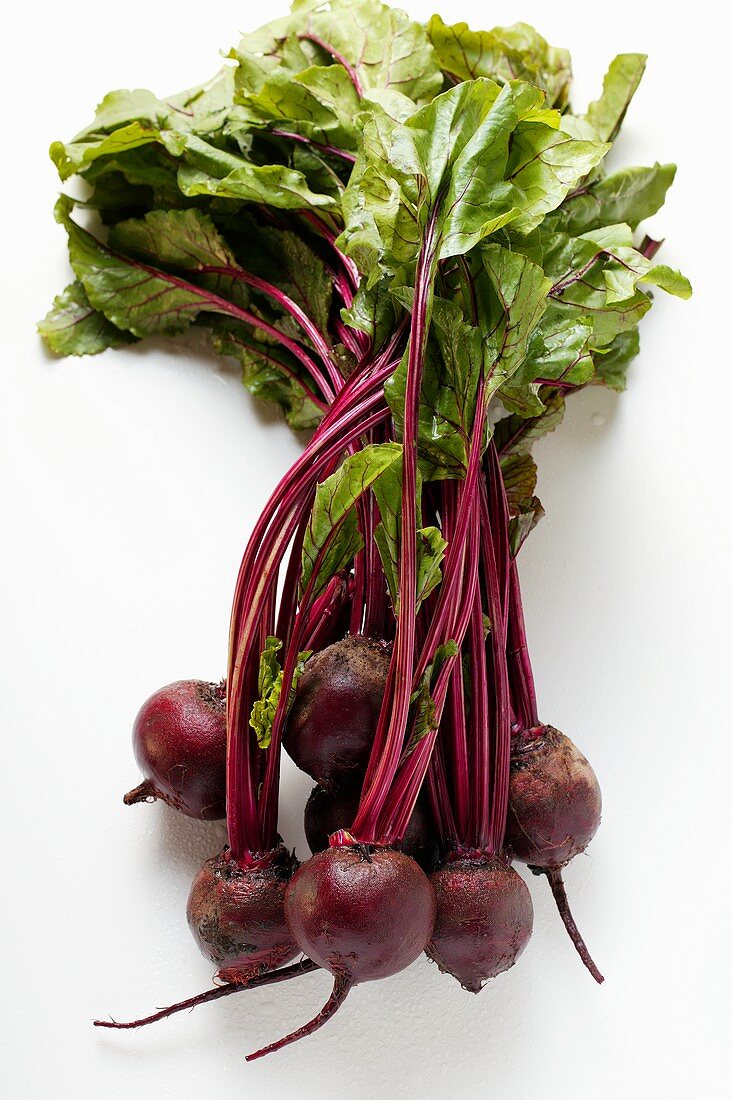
[38,281,135,356]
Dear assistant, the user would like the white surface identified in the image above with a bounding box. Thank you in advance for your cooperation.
[1,1,729,1097]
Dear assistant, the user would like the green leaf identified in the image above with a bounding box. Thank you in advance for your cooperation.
[169,133,337,210]
[509,224,653,347]
[338,99,421,279]
[585,54,647,142]
[50,72,236,182]
[480,244,552,380]
[341,79,607,277]
[508,496,545,556]
[230,14,321,96]
[340,277,399,349]
[386,299,485,478]
[49,89,167,180]
[234,63,361,152]
[416,525,448,606]
[50,121,162,182]
[109,208,235,269]
[498,312,593,415]
[572,225,692,304]
[295,0,442,105]
[38,281,135,356]
[342,80,528,275]
[641,264,692,299]
[83,146,183,208]
[55,196,229,338]
[427,15,572,107]
[506,123,609,234]
[593,328,640,391]
[371,458,446,610]
[80,172,160,223]
[407,640,459,754]
[546,163,677,236]
[205,318,323,430]
[501,452,538,514]
[249,636,284,749]
[218,215,333,336]
[249,637,311,749]
[109,208,249,310]
[402,79,525,259]
[494,390,567,455]
[300,443,402,599]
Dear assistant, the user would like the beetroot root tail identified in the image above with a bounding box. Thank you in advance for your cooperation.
[537,866,604,984]
[245,972,352,1061]
[94,958,319,1031]
[95,981,241,1029]
[123,780,157,806]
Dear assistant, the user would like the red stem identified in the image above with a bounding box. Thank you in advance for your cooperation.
[383,501,481,841]
[468,592,490,849]
[269,128,357,165]
[258,519,352,844]
[298,32,364,96]
[227,358,404,857]
[507,562,539,730]
[372,367,488,842]
[302,573,350,651]
[481,493,511,856]
[446,660,469,839]
[199,265,341,399]
[300,211,361,292]
[351,215,439,840]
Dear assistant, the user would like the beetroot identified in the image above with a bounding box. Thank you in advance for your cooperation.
[283,635,391,787]
[426,854,533,992]
[506,725,604,983]
[506,725,602,866]
[304,783,438,872]
[247,846,436,1059]
[187,844,299,983]
[124,679,227,820]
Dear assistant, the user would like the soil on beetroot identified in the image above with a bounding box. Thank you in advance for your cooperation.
[187,844,299,983]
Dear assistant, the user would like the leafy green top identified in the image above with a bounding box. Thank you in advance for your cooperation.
[42,0,690,469]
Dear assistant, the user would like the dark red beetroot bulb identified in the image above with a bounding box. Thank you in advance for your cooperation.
[247,846,436,1060]
[506,725,604,983]
[283,635,390,788]
[426,854,533,993]
[124,679,226,820]
[506,725,602,866]
[304,783,438,873]
[187,844,299,983]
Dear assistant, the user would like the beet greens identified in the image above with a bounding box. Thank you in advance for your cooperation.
[42,0,689,1059]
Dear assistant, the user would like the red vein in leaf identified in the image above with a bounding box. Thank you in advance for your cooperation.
[298,32,364,97]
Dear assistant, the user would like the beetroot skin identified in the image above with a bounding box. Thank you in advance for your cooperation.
[125,679,227,820]
[505,726,602,868]
[247,847,436,1059]
[283,635,390,787]
[187,845,299,983]
[426,856,533,992]
[304,783,438,873]
[286,847,436,982]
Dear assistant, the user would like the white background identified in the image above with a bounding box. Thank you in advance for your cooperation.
[2,1,729,1097]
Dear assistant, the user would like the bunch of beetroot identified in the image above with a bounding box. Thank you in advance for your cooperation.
[42,0,689,1060]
